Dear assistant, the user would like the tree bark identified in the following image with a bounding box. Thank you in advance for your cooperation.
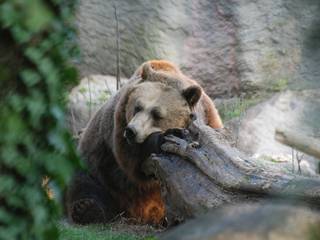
[275,128,320,160]
[143,123,320,224]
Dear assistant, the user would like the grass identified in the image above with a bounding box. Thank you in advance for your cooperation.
[218,97,262,122]
[269,78,288,92]
[218,76,289,123]
[58,223,157,240]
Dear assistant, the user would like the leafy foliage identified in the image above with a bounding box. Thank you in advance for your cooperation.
[0,0,80,239]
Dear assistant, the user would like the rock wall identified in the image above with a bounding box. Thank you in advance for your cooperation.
[73,0,320,167]
[235,0,320,94]
[75,0,320,98]
[76,0,239,97]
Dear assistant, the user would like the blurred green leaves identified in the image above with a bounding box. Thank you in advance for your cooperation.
[25,0,53,32]
[0,0,53,35]
[0,0,80,239]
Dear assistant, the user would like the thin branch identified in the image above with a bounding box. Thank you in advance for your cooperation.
[296,152,304,175]
[87,76,92,119]
[70,107,77,137]
[114,4,121,90]
[291,148,295,173]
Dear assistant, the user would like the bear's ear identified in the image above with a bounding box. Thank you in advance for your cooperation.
[141,62,155,80]
[182,85,202,108]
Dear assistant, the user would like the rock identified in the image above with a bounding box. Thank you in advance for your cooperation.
[66,75,128,136]
[75,0,320,98]
[75,0,239,98]
[225,89,320,176]
[235,0,320,95]
[161,203,320,240]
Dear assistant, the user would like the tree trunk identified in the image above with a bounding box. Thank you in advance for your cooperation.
[143,123,320,224]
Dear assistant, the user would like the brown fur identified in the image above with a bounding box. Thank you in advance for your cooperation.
[112,82,191,223]
[135,60,223,128]
[66,60,223,225]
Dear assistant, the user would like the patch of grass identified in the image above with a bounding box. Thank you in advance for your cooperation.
[79,87,87,94]
[58,223,156,240]
[308,223,320,240]
[269,78,288,92]
[257,154,287,163]
[219,97,261,122]
[258,50,291,93]
[97,91,111,104]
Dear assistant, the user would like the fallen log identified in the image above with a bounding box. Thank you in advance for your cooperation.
[275,128,320,160]
[143,123,320,224]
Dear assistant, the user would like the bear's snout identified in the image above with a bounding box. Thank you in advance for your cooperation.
[124,126,137,144]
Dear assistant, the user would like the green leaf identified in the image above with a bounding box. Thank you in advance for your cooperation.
[25,0,53,32]
[21,69,41,87]
[0,3,17,27]
[0,1,80,238]
[25,47,43,64]
[11,25,32,43]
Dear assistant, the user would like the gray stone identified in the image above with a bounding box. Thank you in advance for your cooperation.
[66,75,128,136]
[161,203,320,240]
[226,89,320,176]
[74,0,239,95]
[75,0,320,98]
[75,0,239,98]
[235,0,320,94]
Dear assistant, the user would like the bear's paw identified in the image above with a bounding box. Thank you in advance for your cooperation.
[71,198,106,225]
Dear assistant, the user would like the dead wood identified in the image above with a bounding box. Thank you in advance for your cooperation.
[143,123,320,224]
[275,128,320,160]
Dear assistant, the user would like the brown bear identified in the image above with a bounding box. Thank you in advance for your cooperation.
[132,60,223,129]
[66,60,222,225]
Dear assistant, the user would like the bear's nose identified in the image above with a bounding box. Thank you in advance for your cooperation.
[124,126,137,143]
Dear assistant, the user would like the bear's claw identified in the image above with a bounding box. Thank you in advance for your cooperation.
[161,134,200,159]
[163,128,190,139]
[161,135,188,158]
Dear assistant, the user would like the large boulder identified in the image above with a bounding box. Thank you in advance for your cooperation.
[226,89,320,176]
[75,0,239,97]
[235,0,320,94]
[161,203,320,240]
[75,0,320,98]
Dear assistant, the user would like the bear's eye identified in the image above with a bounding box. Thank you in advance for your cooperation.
[134,105,143,114]
[151,109,163,120]
[190,113,197,121]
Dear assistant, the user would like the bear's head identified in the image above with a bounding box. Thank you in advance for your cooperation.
[124,81,201,144]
